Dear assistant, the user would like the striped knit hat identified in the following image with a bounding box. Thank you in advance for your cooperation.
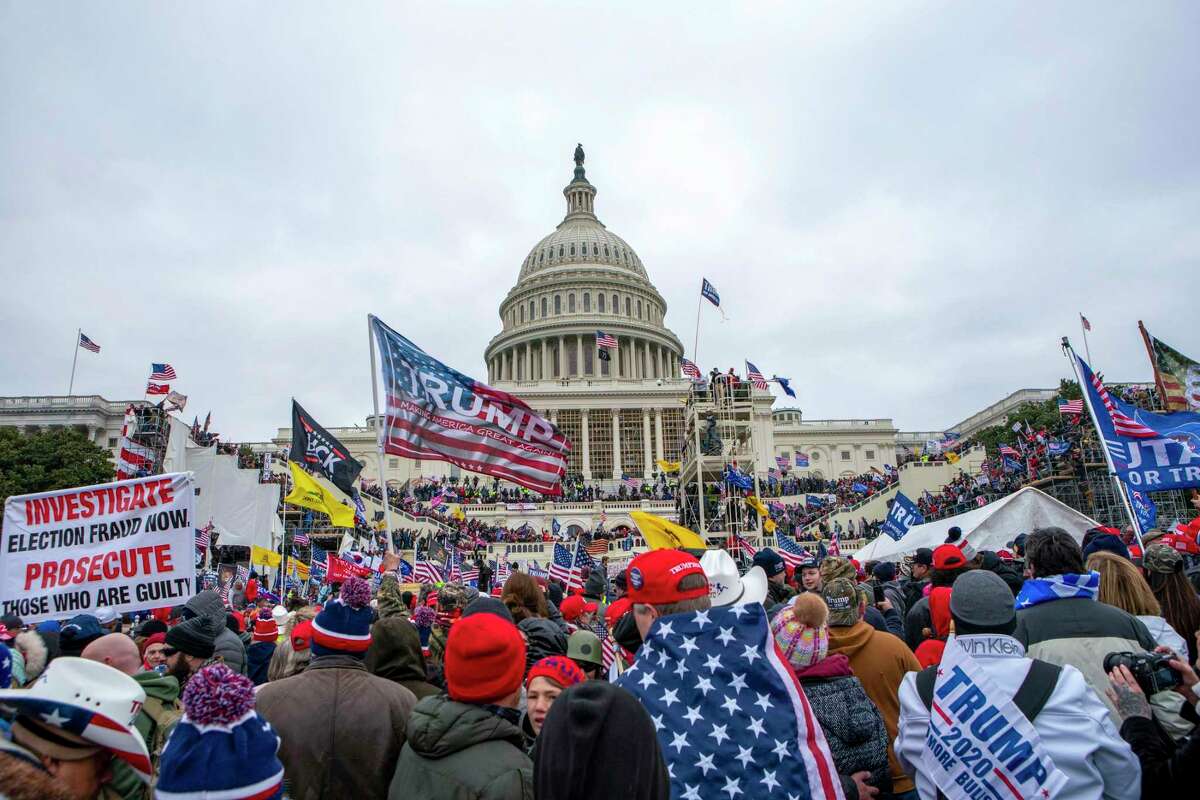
[770,593,829,671]
[252,609,278,643]
[312,576,373,657]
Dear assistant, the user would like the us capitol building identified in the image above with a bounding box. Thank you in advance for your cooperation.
[3,148,916,519]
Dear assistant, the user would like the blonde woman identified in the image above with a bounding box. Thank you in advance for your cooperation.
[266,604,319,683]
[1086,551,1188,655]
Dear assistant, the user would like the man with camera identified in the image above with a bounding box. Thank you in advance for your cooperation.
[1106,632,1200,794]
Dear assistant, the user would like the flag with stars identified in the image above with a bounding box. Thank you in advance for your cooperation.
[615,603,843,800]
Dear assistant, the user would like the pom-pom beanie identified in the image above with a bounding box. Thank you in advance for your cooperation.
[525,655,587,690]
[251,609,279,644]
[771,593,829,671]
[312,576,373,657]
[444,613,526,705]
[155,663,283,799]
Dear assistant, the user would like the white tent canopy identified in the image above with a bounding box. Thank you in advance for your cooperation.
[856,487,1100,562]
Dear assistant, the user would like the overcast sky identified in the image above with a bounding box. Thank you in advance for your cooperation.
[3,2,1198,441]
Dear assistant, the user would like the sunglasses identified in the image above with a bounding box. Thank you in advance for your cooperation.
[161,646,179,657]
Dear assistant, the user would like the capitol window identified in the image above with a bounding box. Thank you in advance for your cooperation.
[593,243,599,255]
[559,245,564,257]
[568,294,576,313]
[612,293,618,313]
[569,243,575,256]
[519,306,525,323]
[841,450,851,461]
[625,297,631,316]
[812,452,821,460]
[539,250,544,263]
[637,300,642,318]
[603,245,609,257]
[598,294,605,312]
[529,301,535,320]
[555,295,561,314]
[583,292,591,311]
[866,449,875,460]
[542,297,547,317]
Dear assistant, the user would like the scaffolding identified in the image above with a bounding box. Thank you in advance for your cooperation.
[125,403,172,477]
[677,378,765,536]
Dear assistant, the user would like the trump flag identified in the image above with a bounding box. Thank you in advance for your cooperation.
[370,315,570,495]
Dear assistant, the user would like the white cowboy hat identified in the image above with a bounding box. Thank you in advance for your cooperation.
[701,549,769,607]
[0,657,151,783]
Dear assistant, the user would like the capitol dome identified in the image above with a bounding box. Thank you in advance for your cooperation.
[485,146,685,386]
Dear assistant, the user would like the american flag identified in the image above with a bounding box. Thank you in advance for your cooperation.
[680,358,702,380]
[601,632,617,671]
[194,525,211,550]
[732,533,758,558]
[78,332,101,353]
[1080,313,1092,332]
[413,554,444,584]
[1081,357,1158,438]
[775,455,788,469]
[615,604,843,800]
[293,532,309,547]
[150,363,177,380]
[493,552,511,585]
[827,528,841,557]
[146,382,170,395]
[622,474,642,491]
[745,361,769,391]
[371,315,570,496]
[1057,398,1084,416]
[795,452,809,468]
[585,537,609,557]
[116,440,155,480]
[548,541,585,590]
[596,331,618,349]
[999,444,1021,458]
[311,546,328,575]
[774,531,813,567]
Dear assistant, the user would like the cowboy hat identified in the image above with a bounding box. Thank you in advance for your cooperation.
[700,549,768,607]
[0,657,151,783]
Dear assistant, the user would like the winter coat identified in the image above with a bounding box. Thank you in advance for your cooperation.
[827,620,921,795]
[897,634,1141,800]
[766,579,796,609]
[583,569,609,601]
[246,641,275,686]
[1014,596,1158,725]
[257,654,417,800]
[1120,704,1200,796]
[863,604,903,638]
[877,579,907,620]
[794,654,891,799]
[389,694,533,800]
[365,615,441,700]
[903,595,931,651]
[183,590,246,674]
[898,576,928,613]
[107,670,182,800]
[1137,614,1189,657]
[0,739,75,800]
[518,618,567,673]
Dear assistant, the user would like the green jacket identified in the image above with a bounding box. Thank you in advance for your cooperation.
[104,671,181,800]
[389,695,532,800]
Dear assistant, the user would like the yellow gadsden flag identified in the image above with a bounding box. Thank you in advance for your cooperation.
[291,560,310,581]
[763,518,777,534]
[451,505,466,521]
[945,451,960,465]
[285,461,356,528]
[250,545,281,569]
[744,495,769,517]
[656,459,681,474]
[630,511,707,551]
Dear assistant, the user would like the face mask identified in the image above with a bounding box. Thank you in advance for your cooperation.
[612,611,643,653]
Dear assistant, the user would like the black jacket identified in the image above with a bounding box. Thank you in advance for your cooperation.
[366,615,441,700]
[1120,703,1200,796]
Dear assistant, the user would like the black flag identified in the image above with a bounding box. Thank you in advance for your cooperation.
[290,400,364,496]
[597,348,611,362]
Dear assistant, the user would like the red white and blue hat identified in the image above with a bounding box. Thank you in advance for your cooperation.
[155,663,283,800]
[0,657,152,783]
[311,575,373,656]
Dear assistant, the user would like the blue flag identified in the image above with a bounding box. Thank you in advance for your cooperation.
[552,518,561,536]
[616,604,841,799]
[398,558,413,579]
[700,278,720,307]
[1077,354,1200,491]
[1002,456,1023,473]
[880,492,924,541]
[851,482,869,493]
[775,377,796,398]
[805,494,827,508]
[1047,440,1071,457]
[1128,488,1158,535]
[723,465,753,491]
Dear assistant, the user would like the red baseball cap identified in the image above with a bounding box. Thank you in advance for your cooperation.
[933,544,967,570]
[559,595,598,622]
[604,597,632,627]
[625,550,708,606]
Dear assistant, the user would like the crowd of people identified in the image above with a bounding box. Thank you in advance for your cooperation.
[3,503,1199,799]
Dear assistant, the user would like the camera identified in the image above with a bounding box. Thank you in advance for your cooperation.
[1103,651,1181,695]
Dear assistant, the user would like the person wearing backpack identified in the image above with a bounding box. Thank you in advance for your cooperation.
[895,570,1141,800]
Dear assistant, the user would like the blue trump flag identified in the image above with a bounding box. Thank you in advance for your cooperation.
[1076,354,1200,491]
[1128,488,1158,535]
[851,482,869,493]
[723,465,753,491]
[775,376,797,398]
[616,603,843,800]
[881,492,924,541]
[700,278,720,307]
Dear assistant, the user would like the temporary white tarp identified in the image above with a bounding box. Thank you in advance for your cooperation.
[185,446,281,550]
[856,487,1100,562]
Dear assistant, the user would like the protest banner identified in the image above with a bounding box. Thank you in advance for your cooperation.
[881,492,924,541]
[922,638,1068,800]
[2,473,196,624]
[324,555,374,584]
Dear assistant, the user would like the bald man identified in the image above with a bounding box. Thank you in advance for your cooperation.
[82,633,182,794]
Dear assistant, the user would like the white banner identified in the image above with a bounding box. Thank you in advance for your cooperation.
[922,637,1068,800]
[2,473,196,624]
[505,502,539,512]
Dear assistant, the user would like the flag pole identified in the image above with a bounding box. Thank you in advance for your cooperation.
[692,283,703,366]
[1079,313,1093,365]
[68,328,80,397]
[367,315,397,554]
[1137,321,1170,411]
[1062,337,1141,547]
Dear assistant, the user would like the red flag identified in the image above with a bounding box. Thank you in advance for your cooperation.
[146,382,170,395]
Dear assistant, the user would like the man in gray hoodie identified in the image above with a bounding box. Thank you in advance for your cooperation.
[182,590,247,674]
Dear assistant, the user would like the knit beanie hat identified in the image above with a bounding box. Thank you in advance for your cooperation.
[252,609,279,644]
[770,593,829,670]
[312,576,373,658]
[525,655,587,691]
[444,613,526,705]
[155,663,284,800]
[1082,533,1131,563]
[165,616,216,659]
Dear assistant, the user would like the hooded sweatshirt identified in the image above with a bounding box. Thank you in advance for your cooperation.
[533,681,670,800]
[183,591,246,674]
[827,620,921,795]
[365,616,440,700]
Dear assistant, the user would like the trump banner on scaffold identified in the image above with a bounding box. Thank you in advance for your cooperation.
[2,473,196,624]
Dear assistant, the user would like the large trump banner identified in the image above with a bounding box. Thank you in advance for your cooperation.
[2,473,196,624]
